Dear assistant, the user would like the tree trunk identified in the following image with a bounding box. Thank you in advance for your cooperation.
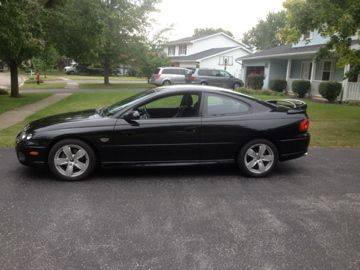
[9,61,19,98]
[104,58,110,85]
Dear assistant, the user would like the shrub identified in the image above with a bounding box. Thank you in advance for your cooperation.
[269,79,287,92]
[292,80,310,98]
[0,88,8,95]
[319,81,342,102]
[247,73,264,89]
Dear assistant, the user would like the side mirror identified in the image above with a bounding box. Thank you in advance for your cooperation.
[124,110,140,123]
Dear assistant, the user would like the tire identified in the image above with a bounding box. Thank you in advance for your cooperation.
[233,82,241,89]
[48,139,96,181]
[238,139,278,177]
[200,82,208,85]
[162,80,171,86]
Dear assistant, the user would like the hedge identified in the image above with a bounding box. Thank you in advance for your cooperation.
[269,79,287,92]
[319,81,342,102]
[292,80,310,98]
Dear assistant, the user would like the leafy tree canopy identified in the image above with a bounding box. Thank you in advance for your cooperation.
[0,0,60,97]
[193,28,234,38]
[281,0,360,77]
[242,11,286,50]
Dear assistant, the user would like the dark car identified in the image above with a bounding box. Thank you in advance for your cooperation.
[186,68,244,89]
[16,85,310,181]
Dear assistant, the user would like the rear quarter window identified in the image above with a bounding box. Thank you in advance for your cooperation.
[205,94,250,116]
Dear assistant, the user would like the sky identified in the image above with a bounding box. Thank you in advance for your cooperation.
[150,0,285,41]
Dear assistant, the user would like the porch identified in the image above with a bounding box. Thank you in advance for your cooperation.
[284,59,360,101]
[242,57,360,101]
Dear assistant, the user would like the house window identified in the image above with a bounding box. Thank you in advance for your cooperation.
[178,44,187,55]
[219,56,233,66]
[321,61,332,81]
[168,45,175,56]
[300,61,312,80]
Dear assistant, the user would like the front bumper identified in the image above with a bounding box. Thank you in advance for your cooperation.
[16,141,47,167]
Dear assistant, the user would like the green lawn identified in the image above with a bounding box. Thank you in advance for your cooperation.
[79,83,153,90]
[65,75,147,81]
[21,82,66,89]
[0,92,135,147]
[0,91,359,148]
[0,93,52,114]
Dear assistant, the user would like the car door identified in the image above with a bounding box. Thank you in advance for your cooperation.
[107,92,201,163]
[217,70,233,88]
[199,92,252,161]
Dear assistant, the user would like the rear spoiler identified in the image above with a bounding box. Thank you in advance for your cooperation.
[266,99,307,114]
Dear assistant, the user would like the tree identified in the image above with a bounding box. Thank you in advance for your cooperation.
[46,0,104,65]
[98,0,159,85]
[0,1,43,97]
[193,28,234,38]
[281,0,360,78]
[242,11,287,50]
[133,29,172,81]
[32,45,60,77]
[0,0,63,97]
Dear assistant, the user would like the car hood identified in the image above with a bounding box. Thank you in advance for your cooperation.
[29,109,103,131]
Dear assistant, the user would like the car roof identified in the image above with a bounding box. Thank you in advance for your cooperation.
[159,67,189,69]
[153,85,254,99]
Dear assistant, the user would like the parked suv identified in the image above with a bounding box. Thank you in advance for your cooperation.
[185,68,243,89]
[150,67,190,86]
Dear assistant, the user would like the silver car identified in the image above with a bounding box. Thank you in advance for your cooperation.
[150,67,190,86]
[185,68,243,89]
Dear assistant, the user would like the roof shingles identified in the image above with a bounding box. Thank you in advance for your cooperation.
[169,47,237,62]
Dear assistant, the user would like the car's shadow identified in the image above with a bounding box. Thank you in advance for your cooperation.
[16,160,302,184]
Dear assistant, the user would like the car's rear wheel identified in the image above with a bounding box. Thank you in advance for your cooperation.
[200,82,208,85]
[238,139,278,177]
[48,139,96,181]
[162,80,171,86]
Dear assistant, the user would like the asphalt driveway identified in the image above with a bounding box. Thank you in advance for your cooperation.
[0,148,359,270]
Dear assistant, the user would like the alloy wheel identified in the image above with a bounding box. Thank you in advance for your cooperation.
[244,143,274,175]
[54,145,90,178]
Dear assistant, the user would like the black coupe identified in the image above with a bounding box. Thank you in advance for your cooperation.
[16,85,310,180]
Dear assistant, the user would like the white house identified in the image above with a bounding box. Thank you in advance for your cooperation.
[165,32,252,78]
[237,31,360,101]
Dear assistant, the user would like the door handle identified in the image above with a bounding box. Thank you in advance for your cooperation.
[184,127,197,133]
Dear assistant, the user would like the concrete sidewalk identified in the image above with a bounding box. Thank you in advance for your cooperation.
[0,93,71,130]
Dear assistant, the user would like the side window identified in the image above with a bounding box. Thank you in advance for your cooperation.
[219,70,231,78]
[136,94,200,119]
[204,94,250,116]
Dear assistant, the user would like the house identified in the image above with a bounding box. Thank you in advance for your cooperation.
[237,31,360,101]
[165,32,252,79]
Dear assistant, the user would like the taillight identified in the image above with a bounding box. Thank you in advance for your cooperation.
[190,75,197,81]
[299,118,309,132]
[154,74,160,79]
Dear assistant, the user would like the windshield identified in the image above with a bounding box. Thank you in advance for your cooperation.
[104,89,156,116]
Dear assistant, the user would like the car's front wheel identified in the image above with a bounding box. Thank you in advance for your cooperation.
[233,82,241,89]
[238,139,278,177]
[48,139,96,181]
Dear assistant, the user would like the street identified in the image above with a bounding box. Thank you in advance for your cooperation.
[0,148,360,270]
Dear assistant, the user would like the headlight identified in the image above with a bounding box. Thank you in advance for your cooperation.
[17,125,33,143]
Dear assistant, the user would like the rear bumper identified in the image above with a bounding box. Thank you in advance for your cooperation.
[277,133,310,161]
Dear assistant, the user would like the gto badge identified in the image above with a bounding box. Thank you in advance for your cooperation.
[100,137,110,143]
